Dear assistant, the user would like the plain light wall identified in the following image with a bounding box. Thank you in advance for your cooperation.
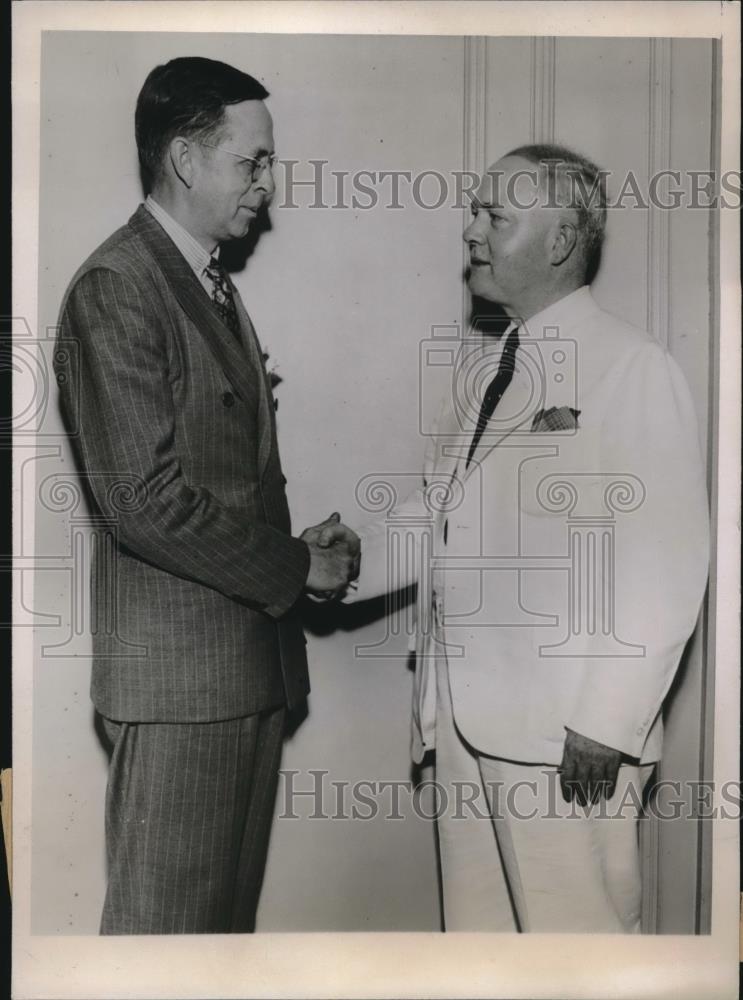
[32,30,466,933]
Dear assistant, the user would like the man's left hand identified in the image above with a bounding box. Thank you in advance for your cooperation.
[559,729,623,806]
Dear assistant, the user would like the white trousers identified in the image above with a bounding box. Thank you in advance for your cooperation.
[434,655,654,933]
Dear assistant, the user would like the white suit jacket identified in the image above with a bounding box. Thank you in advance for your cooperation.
[353,287,710,766]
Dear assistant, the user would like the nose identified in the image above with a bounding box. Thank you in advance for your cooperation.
[253,162,275,198]
[463,216,485,246]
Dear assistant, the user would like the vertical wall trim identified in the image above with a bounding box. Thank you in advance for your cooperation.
[640,36,673,935]
[530,37,556,143]
[464,36,488,174]
[696,34,721,936]
[640,781,661,933]
[462,37,488,334]
[646,38,672,347]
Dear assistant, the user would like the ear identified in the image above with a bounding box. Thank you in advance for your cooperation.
[550,219,578,266]
[167,136,195,189]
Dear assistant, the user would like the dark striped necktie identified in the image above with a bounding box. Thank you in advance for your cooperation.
[465,325,521,469]
[205,257,241,340]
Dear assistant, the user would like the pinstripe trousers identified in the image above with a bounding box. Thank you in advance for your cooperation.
[100,706,285,934]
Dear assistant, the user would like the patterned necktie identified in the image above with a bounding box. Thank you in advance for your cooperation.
[205,257,241,340]
[465,325,521,468]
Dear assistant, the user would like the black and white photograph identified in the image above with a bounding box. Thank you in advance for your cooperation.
[9,2,740,997]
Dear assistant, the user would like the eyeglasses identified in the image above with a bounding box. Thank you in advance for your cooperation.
[198,141,276,182]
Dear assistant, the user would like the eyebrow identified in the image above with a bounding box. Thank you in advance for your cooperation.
[471,196,503,211]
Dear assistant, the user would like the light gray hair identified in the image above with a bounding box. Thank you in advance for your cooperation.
[506,143,608,281]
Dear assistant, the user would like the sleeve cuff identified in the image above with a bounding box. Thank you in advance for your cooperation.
[262,536,311,619]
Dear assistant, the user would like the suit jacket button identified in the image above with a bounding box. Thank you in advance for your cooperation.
[222,391,235,408]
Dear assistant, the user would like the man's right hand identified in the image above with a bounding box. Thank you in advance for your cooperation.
[301,512,360,598]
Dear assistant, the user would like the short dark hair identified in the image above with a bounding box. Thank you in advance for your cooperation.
[135,56,269,194]
[505,143,607,282]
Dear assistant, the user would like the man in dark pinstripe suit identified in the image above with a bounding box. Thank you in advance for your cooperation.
[55,57,359,934]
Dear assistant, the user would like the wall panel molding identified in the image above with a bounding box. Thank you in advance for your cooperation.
[641,40,673,929]
[696,35,721,936]
[641,793,661,932]
[530,37,556,144]
[646,38,672,347]
[464,36,488,174]
[462,37,488,332]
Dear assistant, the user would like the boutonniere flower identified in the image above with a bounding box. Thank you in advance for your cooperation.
[261,349,283,389]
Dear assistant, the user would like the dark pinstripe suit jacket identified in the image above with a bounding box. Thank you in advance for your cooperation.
[56,205,311,723]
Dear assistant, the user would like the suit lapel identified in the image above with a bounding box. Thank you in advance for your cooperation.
[459,367,536,483]
[127,206,261,412]
[432,356,536,491]
[232,294,275,477]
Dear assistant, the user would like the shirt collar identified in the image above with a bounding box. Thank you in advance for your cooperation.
[144,195,218,280]
[518,286,596,339]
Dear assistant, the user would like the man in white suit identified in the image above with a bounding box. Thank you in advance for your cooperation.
[343,144,709,932]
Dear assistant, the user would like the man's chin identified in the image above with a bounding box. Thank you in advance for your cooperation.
[467,272,499,301]
[226,219,254,241]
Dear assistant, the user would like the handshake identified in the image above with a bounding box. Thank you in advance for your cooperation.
[300,512,361,600]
